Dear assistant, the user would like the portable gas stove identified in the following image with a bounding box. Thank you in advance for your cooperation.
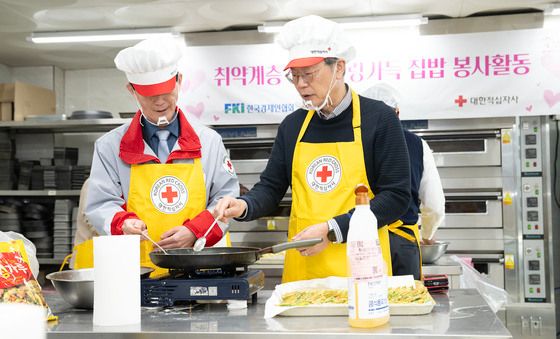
[141,267,264,307]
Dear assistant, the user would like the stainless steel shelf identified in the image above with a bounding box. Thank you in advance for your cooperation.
[0,118,131,133]
[39,258,64,265]
[0,190,80,196]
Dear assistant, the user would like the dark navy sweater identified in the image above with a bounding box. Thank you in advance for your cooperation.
[401,129,424,225]
[239,94,411,242]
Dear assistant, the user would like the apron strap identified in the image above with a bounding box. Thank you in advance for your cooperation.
[401,223,423,279]
[297,110,315,143]
[296,90,362,143]
[378,225,392,276]
[388,220,417,243]
[382,220,423,279]
[350,91,361,129]
[59,253,73,271]
[388,222,423,279]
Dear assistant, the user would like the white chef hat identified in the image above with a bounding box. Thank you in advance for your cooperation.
[114,37,183,96]
[362,83,401,110]
[277,15,356,70]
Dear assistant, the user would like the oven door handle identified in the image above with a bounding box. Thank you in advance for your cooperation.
[471,258,505,264]
[444,192,502,201]
[417,131,501,140]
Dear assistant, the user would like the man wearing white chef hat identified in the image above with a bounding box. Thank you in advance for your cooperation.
[214,15,412,282]
[362,83,446,279]
[83,37,238,276]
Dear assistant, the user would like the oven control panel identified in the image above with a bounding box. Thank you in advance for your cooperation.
[521,177,543,237]
[520,117,542,172]
[523,239,546,302]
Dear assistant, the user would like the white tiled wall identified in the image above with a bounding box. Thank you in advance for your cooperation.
[0,64,11,83]
[9,66,66,115]
[12,66,54,90]
[2,64,136,119]
[53,67,65,115]
[64,68,135,118]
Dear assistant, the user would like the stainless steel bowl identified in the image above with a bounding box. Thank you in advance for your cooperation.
[46,269,94,309]
[46,267,154,309]
[420,241,449,264]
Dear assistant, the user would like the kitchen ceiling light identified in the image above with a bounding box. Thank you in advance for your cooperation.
[28,28,180,44]
[257,14,428,33]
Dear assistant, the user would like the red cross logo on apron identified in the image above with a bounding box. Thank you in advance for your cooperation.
[306,155,342,193]
[151,176,188,214]
[316,165,333,183]
[161,186,178,204]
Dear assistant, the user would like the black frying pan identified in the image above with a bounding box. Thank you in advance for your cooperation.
[149,238,322,271]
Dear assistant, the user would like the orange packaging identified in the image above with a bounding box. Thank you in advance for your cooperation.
[0,239,56,321]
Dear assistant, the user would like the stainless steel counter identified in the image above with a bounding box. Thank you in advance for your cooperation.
[46,288,511,339]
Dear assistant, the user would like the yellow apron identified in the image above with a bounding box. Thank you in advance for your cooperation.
[70,158,231,276]
[127,160,207,277]
[380,220,423,278]
[284,90,420,282]
[60,240,94,271]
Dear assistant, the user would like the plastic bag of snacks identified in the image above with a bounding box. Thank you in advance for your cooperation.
[0,237,56,321]
[0,231,39,277]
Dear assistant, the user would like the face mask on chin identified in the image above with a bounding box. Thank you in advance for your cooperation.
[301,63,338,112]
[134,91,179,127]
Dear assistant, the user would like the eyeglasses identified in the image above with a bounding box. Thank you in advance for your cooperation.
[285,66,324,84]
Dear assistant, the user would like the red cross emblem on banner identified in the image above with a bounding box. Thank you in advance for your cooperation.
[454,95,467,108]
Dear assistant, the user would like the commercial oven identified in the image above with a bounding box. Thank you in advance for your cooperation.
[405,116,559,338]
[408,118,510,289]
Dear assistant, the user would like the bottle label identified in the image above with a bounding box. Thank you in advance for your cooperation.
[348,278,389,320]
[348,239,384,279]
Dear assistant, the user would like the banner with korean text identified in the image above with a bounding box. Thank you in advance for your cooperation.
[178,28,560,124]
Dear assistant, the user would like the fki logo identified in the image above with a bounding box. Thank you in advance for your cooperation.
[224,103,245,113]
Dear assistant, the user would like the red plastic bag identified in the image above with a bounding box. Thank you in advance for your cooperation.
[0,239,56,321]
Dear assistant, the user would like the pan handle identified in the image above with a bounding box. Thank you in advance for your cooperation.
[260,238,323,255]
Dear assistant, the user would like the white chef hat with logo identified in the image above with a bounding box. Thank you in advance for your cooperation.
[277,15,356,70]
[362,82,401,110]
[114,37,183,97]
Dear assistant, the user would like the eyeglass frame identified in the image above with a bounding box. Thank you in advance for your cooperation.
[284,58,338,85]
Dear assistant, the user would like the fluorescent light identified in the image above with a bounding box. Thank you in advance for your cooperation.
[258,14,428,33]
[28,28,180,44]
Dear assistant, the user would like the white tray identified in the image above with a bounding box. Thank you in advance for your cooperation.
[278,300,435,317]
[389,299,435,315]
[279,304,346,317]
